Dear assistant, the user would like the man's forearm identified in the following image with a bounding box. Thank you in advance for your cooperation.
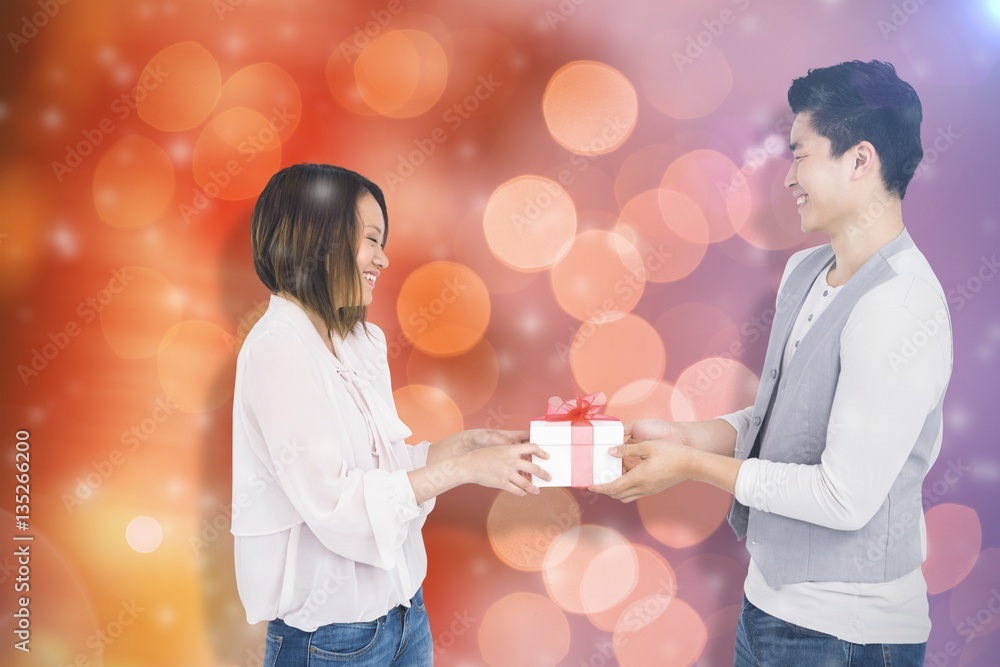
[684,447,743,495]
[674,419,740,457]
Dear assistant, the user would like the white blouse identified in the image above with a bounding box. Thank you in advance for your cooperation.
[231,293,434,631]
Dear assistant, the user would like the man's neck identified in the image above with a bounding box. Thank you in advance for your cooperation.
[825,202,905,287]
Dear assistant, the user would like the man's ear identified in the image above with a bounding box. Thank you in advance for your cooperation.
[851,141,878,181]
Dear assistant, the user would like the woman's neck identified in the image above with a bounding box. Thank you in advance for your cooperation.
[277,292,336,356]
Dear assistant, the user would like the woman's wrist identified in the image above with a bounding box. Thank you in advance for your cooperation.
[426,432,471,466]
[409,456,471,504]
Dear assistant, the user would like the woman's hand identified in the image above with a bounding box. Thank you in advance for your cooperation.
[625,419,682,444]
[427,429,530,465]
[461,443,551,496]
[465,429,530,450]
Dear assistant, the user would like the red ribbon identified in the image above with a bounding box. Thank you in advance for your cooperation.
[536,392,616,487]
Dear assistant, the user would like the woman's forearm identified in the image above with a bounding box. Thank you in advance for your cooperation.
[424,432,469,466]
[407,456,470,505]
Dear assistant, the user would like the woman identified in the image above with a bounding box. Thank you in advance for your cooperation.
[231,163,550,666]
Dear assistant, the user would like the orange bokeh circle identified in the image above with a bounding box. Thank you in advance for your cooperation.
[479,592,571,667]
[326,38,379,117]
[733,155,807,250]
[392,384,464,444]
[640,37,732,120]
[543,60,638,156]
[405,338,499,415]
[215,62,302,144]
[487,488,581,571]
[613,596,707,667]
[191,107,282,202]
[354,30,448,118]
[397,261,491,357]
[99,266,183,359]
[483,175,577,271]
[608,379,697,424]
[673,356,758,420]
[587,544,676,632]
[543,525,638,614]
[453,205,540,296]
[136,41,221,131]
[615,188,708,283]
[569,313,666,398]
[922,503,981,595]
[661,149,752,244]
[93,136,175,228]
[706,604,742,640]
[673,553,747,617]
[157,320,237,413]
[638,480,733,549]
[615,143,684,209]
[551,230,645,321]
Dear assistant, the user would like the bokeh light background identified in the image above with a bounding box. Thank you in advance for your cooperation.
[2,0,999,665]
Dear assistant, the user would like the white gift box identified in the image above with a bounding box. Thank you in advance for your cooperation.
[530,418,624,488]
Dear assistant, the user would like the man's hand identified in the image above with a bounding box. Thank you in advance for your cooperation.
[621,420,685,472]
[589,440,692,503]
[591,436,743,503]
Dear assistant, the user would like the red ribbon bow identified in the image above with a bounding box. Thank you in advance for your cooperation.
[536,391,615,487]
[539,391,614,423]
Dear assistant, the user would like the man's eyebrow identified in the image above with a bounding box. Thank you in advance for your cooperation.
[790,141,801,152]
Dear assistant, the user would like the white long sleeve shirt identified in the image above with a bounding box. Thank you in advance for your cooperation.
[718,239,952,644]
[231,294,434,631]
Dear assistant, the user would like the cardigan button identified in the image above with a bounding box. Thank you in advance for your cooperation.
[769,369,777,379]
[753,416,762,426]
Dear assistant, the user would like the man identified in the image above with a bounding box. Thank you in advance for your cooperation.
[592,60,952,666]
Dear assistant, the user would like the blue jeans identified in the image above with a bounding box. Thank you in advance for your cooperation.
[735,595,925,667]
[264,587,432,666]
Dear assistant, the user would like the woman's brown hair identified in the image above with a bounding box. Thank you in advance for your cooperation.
[250,163,388,338]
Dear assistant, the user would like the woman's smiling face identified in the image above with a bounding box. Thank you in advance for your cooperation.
[355,193,388,306]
